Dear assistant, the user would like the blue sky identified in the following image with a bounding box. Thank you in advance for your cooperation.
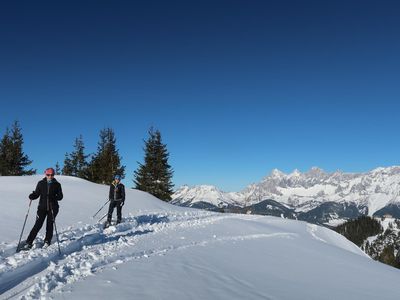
[1,0,400,191]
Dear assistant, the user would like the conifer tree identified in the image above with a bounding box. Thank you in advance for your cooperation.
[0,128,12,175]
[55,161,61,175]
[87,128,125,184]
[62,135,89,178]
[379,245,397,267]
[134,127,174,201]
[0,121,35,175]
[62,155,74,176]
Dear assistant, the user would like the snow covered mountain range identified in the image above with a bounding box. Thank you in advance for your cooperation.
[172,166,400,225]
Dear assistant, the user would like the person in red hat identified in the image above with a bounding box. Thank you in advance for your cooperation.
[22,168,63,249]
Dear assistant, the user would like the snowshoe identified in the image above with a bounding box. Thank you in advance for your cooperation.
[17,241,33,252]
[103,221,111,229]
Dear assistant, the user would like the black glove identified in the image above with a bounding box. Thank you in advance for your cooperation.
[29,191,36,200]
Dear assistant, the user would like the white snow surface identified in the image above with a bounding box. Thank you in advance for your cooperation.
[173,166,400,214]
[1,175,400,299]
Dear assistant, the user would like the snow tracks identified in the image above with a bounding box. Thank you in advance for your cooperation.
[0,211,229,299]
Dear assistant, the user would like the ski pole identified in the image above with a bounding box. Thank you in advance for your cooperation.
[98,212,108,223]
[16,199,33,253]
[92,199,110,218]
[50,205,62,256]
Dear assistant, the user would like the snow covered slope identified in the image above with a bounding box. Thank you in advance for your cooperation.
[1,175,400,299]
[172,166,400,218]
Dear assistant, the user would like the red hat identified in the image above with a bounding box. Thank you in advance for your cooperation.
[45,168,55,175]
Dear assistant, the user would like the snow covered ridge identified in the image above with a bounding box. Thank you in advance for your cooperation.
[2,175,400,299]
[172,166,400,222]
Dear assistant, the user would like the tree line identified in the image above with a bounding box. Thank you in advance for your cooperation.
[336,216,400,269]
[335,215,383,247]
[0,122,174,201]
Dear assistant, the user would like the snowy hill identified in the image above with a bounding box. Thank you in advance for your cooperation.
[172,166,400,224]
[1,175,400,299]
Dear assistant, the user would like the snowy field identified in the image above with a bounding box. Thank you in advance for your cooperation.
[1,175,400,299]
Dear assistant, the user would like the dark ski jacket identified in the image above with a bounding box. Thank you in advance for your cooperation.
[109,181,125,202]
[29,178,63,210]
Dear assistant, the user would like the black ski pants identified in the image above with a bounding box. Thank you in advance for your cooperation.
[107,200,122,223]
[27,206,59,244]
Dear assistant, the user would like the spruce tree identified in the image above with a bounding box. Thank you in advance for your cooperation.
[62,154,74,176]
[134,127,174,201]
[379,245,397,267]
[62,135,89,178]
[55,161,61,175]
[0,121,35,175]
[0,128,12,175]
[87,128,125,184]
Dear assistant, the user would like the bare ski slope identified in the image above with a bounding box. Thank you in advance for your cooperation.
[1,176,400,299]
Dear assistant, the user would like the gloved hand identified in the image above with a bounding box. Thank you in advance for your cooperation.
[29,191,36,200]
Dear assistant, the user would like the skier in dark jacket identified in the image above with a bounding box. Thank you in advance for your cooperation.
[104,175,125,227]
[23,168,63,249]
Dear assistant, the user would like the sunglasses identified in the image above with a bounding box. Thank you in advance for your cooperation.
[46,174,54,177]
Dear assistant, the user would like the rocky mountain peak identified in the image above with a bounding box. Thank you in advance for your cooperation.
[172,166,400,217]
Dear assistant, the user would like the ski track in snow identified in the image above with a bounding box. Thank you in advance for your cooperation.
[306,224,327,243]
[0,211,298,299]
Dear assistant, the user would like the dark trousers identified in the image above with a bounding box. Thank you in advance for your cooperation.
[27,206,59,244]
[107,200,122,223]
